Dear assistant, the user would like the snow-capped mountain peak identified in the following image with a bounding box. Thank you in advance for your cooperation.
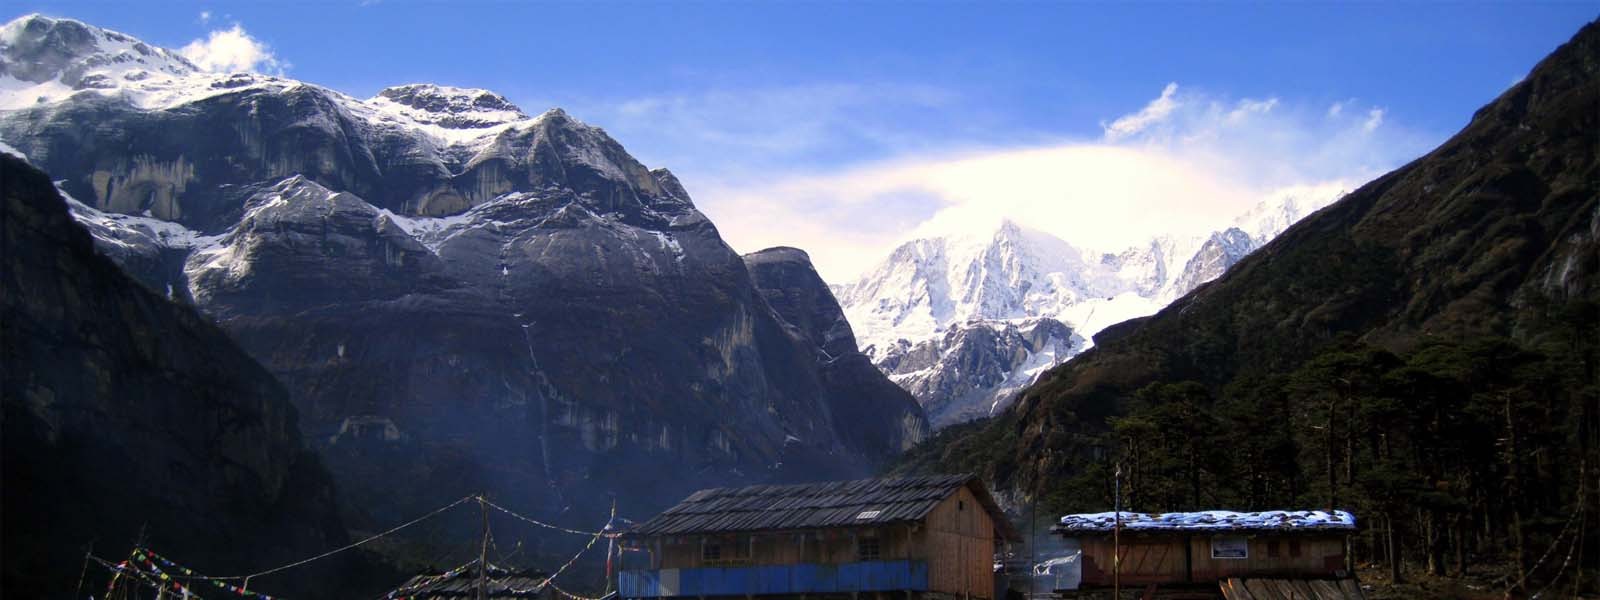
[0,14,199,107]
[0,14,685,222]
[370,83,527,129]
[839,218,1118,361]
[837,187,1347,429]
[1232,184,1347,241]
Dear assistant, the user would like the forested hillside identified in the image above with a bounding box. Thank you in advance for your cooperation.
[900,19,1599,596]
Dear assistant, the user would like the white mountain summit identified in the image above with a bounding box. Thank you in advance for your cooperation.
[836,187,1344,427]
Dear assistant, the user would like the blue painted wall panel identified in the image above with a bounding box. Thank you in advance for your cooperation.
[621,561,930,598]
[755,565,792,595]
[837,562,861,591]
[677,567,702,596]
[619,570,657,597]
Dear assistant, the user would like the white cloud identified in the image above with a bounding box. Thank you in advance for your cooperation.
[1363,108,1385,133]
[688,84,1434,283]
[197,11,212,24]
[1102,82,1179,141]
[180,25,282,74]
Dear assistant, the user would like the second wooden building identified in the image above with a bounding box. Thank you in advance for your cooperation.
[619,474,1018,600]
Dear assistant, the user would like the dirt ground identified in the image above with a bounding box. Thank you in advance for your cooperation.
[1355,563,1598,599]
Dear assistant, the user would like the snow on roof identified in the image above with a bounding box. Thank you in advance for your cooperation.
[1054,510,1356,534]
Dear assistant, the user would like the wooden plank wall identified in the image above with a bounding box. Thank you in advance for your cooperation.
[1072,534,1346,587]
[1189,536,1345,580]
[920,486,997,599]
[651,525,915,569]
[1077,538,1188,586]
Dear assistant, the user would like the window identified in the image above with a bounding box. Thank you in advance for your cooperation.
[958,500,965,511]
[703,542,721,561]
[1210,536,1248,559]
[858,537,881,561]
[1267,540,1280,558]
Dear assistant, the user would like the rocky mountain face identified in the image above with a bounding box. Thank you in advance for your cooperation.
[743,247,929,457]
[875,317,1076,427]
[0,152,358,597]
[0,13,928,544]
[902,19,1599,503]
[836,192,1339,428]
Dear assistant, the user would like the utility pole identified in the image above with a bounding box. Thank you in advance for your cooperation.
[1029,474,1038,600]
[606,496,617,596]
[479,495,491,600]
[1113,463,1122,600]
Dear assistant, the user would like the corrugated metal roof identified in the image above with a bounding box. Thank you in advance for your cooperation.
[627,474,1017,539]
[1053,510,1357,535]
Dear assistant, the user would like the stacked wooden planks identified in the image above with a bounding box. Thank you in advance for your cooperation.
[1217,577,1365,600]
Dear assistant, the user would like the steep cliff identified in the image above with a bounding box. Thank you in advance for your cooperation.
[744,246,930,457]
[0,14,927,539]
[0,152,352,597]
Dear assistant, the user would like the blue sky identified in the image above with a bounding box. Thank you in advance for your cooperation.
[7,2,1597,280]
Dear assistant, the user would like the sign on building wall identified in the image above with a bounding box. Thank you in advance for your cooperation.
[1210,536,1249,559]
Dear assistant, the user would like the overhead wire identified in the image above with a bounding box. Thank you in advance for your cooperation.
[98,492,623,599]
[153,495,476,584]
[482,496,617,537]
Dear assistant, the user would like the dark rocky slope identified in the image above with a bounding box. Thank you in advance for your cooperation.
[0,14,929,542]
[0,153,355,597]
[744,246,929,459]
[903,19,1599,500]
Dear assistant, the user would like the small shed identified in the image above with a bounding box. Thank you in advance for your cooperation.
[619,474,1019,600]
[1050,510,1360,599]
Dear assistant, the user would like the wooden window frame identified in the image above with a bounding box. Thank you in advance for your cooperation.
[858,536,882,561]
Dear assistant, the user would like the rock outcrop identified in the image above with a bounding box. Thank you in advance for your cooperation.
[0,152,352,597]
[744,246,929,455]
[875,318,1078,428]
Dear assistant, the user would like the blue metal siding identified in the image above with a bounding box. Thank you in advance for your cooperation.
[620,560,930,598]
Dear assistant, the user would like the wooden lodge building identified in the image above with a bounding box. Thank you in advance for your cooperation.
[618,475,1019,600]
[1049,510,1363,599]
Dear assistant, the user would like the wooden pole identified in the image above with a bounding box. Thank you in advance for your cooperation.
[1029,474,1037,600]
[479,495,491,600]
[1114,463,1122,600]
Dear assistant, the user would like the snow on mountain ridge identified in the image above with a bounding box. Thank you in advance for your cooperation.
[838,186,1345,428]
[370,83,528,129]
[0,15,628,174]
[1,14,198,82]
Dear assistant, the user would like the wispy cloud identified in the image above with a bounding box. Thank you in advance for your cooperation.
[685,83,1435,283]
[583,83,974,178]
[1363,107,1385,133]
[180,24,284,75]
[1103,82,1179,141]
[197,10,212,25]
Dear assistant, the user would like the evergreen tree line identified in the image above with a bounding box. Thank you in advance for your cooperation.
[1042,305,1599,595]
